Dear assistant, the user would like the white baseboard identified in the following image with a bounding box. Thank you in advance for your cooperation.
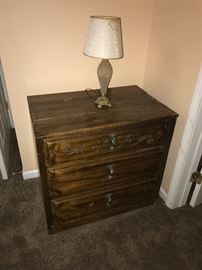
[159,186,168,202]
[23,169,40,180]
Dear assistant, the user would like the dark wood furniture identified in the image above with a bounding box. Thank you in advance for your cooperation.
[28,85,178,233]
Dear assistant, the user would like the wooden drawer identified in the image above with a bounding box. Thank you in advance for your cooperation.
[51,180,155,228]
[52,197,155,231]
[47,150,162,198]
[42,123,167,166]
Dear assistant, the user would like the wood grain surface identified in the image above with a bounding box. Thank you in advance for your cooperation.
[28,85,178,233]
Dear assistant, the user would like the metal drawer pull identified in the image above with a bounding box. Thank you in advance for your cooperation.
[108,134,132,150]
[108,166,114,180]
[106,193,112,206]
[109,135,117,150]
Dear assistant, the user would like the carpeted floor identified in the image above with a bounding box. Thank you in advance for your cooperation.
[0,131,202,270]
[0,176,202,270]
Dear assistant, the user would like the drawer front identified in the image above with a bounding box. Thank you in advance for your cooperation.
[51,181,155,225]
[47,150,162,198]
[42,123,167,166]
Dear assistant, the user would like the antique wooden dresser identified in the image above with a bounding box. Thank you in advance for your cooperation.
[28,85,178,233]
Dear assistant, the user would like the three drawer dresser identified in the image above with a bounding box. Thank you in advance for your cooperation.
[28,85,178,233]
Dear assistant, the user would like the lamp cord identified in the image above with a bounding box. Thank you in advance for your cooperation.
[84,88,96,100]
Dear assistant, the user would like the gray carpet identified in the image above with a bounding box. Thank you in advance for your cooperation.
[0,174,202,270]
[0,130,202,269]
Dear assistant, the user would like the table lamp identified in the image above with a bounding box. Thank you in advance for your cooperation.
[83,16,123,108]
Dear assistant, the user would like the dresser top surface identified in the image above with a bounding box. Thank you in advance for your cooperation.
[28,85,178,138]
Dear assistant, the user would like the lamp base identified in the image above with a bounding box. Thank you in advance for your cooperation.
[95,95,112,108]
[96,59,113,108]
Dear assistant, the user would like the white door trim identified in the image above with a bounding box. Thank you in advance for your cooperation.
[0,59,14,128]
[166,67,202,209]
[0,149,8,179]
[159,186,168,202]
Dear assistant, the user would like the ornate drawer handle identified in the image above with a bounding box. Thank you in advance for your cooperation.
[109,135,118,150]
[107,165,114,180]
[106,193,112,207]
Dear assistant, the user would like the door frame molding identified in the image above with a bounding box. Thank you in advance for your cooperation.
[0,150,8,179]
[0,59,12,180]
[166,66,202,208]
[0,59,14,128]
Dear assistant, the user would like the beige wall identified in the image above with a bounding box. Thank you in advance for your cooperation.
[1,0,201,194]
[0,0,153,172]
[144,0,201,192]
